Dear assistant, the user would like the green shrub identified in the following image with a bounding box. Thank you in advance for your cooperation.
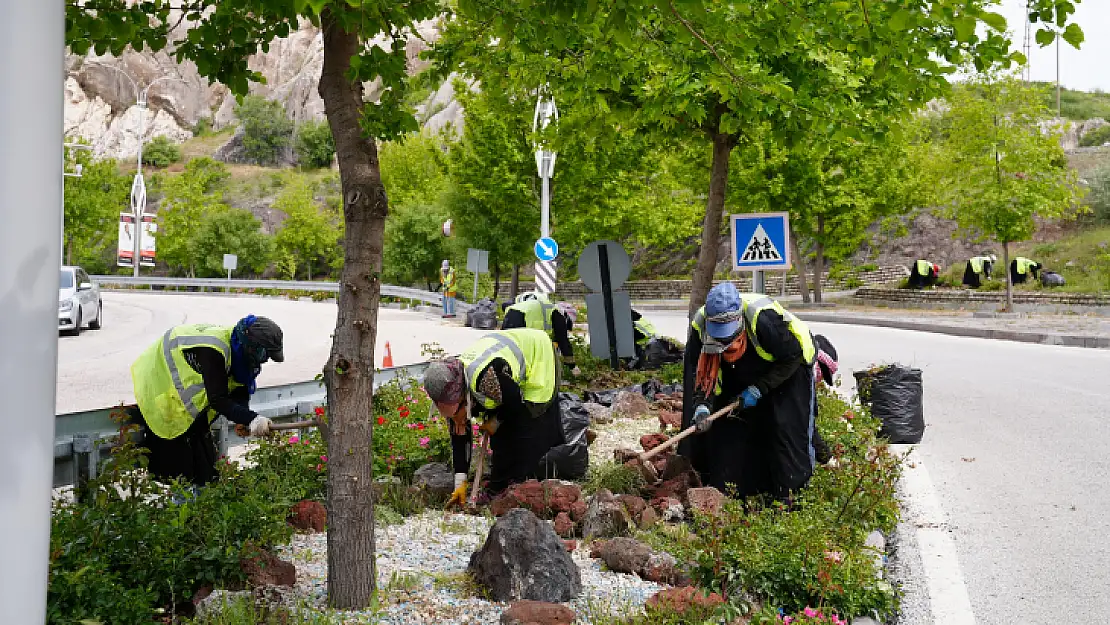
[48,419,295,624]
[295,120,336,168]
[1079,125,1110,148]
[977,279,1005,291]
[142,135,183,167]
[236,96,293,166]
[1087,163,1110,224]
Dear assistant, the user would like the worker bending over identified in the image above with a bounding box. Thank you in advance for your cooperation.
[130,315,285,486]
[502,292,581,376]
[1011,257,1042,285]
[962,253,996,289]
[908,259,940,289]
[679,283,817,501]
[423,328,580,505]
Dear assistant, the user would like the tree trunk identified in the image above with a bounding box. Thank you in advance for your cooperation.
[1003,241,1013,312]
[790,227,810,303]
[813,216,825,304]
[510,264,520,302]
[319,13,384,609]
[688,129,733,319]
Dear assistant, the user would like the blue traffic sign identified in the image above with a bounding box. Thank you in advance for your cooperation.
[535,237,559,261]
[730,212,791,271]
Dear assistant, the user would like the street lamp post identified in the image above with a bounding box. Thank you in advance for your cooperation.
[533,90,558,294]
[86,64,186,276]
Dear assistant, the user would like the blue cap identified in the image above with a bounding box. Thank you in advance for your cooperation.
[704,282,741,339]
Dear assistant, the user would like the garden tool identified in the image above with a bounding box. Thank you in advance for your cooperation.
[269,419,319,431]
[467,433,490,509]
[631,400,740,485]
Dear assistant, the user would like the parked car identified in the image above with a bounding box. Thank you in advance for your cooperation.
[59,266,102,335]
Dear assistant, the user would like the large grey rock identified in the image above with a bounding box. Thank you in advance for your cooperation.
[413,462,454,498]
[581,489,634,540]
[469,508,581,603]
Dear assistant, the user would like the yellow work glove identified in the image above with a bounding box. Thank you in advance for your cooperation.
[447,473,468,508]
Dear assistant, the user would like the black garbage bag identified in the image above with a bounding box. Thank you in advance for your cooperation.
[1040,271,1066,287]
[643,338,685,370]
[466,297,498,330]
[853,365,925,444]
[538,397,591,480]
[583,385,638,406]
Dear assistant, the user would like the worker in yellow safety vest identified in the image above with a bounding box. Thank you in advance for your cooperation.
[962,253,997,289]
[908,259,940,288]
[680,282,817,501]
[1010,257,1043,285]
[130,315,285,486]
[438,260,458,318]
[502,296,581,376]
[422,328,585,505]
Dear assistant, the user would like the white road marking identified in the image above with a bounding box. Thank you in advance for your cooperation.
[893,444,977,625]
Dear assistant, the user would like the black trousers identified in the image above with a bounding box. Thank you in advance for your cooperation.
[133,407,220,487]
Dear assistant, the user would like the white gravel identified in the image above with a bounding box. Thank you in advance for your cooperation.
[275,511,664,624]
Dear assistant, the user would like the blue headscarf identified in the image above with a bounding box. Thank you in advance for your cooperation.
[229,315,261,394]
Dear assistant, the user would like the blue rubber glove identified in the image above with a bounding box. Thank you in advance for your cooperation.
[741,386,762,409]
[692,404,712,433]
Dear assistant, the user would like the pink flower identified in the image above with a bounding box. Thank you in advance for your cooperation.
[418,437,430,448]
[289,435,300,444]
[804,607,818,618]
[783,618,793,625]
[824,550,844,564]
[315,464,323,471]
[320,455,328,462]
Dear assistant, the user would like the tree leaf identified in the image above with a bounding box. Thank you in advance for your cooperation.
[1035,28,1056,47]
[1061,23,1084,48]
[979,11,1007,32]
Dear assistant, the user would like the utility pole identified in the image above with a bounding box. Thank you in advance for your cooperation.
[0,2,63,624]
[533,89,559,295]
[1056,28,1062,117]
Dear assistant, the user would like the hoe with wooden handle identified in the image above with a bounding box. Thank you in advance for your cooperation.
[632,400,740,485]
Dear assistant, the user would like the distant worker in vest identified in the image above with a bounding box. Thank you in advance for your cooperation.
[962,253,997,289]
[130,316,285,487]
[1010,257,1043,285]
[679,283,817,501]
[423,328,578,506]
[908,259,941,289]
[438,259,457,318]
[501,294,581,377]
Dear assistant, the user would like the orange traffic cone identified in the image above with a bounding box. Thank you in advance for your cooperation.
[382,341,394,368]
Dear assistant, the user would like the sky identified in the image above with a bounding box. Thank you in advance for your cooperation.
[997,0,1109,92]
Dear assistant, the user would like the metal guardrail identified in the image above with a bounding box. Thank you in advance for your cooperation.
[91,276,472,311]
[54,361,431,491]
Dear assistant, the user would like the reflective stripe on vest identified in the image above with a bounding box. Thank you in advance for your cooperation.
[132,324,235,440]
[741,295,816,365]
[508,299,556,335]
[460,329,556,410]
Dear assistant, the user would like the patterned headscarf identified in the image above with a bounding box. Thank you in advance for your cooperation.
[424,358,465,404]
[477,367,502,404]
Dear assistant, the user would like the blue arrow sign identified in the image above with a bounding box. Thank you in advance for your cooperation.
[730,212,791,271]
[535,237,559,261]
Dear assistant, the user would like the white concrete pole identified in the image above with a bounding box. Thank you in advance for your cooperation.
[0,1,63,623]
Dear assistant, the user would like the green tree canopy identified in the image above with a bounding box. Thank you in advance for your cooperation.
[192,208,274,277]
[272,176,342,279]
[63,147,129,272]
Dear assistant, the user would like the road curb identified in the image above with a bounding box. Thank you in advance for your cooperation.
[796,312,1110,350]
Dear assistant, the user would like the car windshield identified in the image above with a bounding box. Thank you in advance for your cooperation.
[59,270,73,289]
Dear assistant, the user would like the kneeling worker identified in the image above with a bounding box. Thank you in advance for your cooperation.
[130,315,285,486]
[502,294,581,377]
[423,328,578,505]
[679,283,816,501]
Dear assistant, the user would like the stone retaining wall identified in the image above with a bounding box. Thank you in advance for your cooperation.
[494,266,908,301]
[854,287,1110,307]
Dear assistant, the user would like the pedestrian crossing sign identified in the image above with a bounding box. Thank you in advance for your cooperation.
[730,212,791,271]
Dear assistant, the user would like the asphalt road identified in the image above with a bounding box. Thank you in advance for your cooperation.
[650,311,1110,625]
[57,296,1110,622]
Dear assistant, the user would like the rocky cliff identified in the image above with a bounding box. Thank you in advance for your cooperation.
[64,18,462,159]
